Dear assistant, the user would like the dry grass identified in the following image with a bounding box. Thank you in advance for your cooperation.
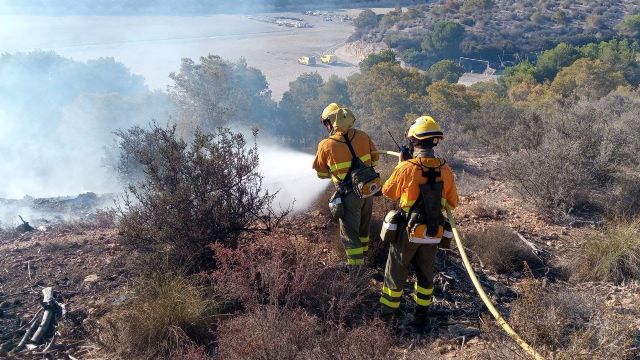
[479,280,638,359]
[211,233,375,325]
[455,170,491,197]
[569,219,640,283]
[217,305,392,360]
[469,200,505,219]
[98,272,219,359]
[465,225,541,274]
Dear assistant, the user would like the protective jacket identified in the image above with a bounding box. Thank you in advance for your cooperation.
[382,157,458,213]
[312,128,379,185]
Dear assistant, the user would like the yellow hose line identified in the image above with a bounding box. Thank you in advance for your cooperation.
[374,150,544,359]
[446,205,545,360]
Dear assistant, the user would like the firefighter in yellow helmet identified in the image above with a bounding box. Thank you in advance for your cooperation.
[379,115,458,325]
[312,103,380,267]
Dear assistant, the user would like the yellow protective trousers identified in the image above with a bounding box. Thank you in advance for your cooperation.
[339,192,373,266]
[380,229,438,314]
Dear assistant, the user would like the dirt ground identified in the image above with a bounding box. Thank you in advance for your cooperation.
[1,153,638,359]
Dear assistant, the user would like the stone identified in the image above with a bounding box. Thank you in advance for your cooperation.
[84,274,99,283]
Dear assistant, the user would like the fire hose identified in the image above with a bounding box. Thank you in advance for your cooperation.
[373,150,545,360]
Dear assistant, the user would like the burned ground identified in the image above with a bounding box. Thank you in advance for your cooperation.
[0,155,638,359]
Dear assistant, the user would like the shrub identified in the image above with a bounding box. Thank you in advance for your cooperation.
[359,49,399,72]
[211,233,375,324]
[504,138,593,216]
[550,59,628,99]
[616,14,640,39]
[98,272,219,359]
[569,219,640,283]
[421,21,465,60]
[116,123,280,270]
[426,59,465,83]
[465,225,540,274]
[469,200,505,219]
[503,99,630,216]
[217,306,392,360]
[612,175,640,218]
[501,280,639,358]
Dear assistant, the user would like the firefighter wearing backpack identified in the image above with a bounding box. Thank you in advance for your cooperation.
[312,103,381,267]
[379,115,458,324]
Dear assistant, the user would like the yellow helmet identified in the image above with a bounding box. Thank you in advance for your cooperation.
[321,102,342,121]
[321,103,356,132]
[407,115,443,141]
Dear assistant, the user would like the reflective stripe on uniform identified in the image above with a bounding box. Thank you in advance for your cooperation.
[401,199,415,213]
[443,230,453,238]
[382,286,402,298]
[345,247,365,256]
[383,221,397,230]
[409,236,441,244]
[414,283,433,295]
[347,258,364,266]
[372,160,379,167]
[413,294,432,306]
[331,174,347,183]
[329,160,352,172]
[316,171,330,178]
[328,154,372,173]
[380,296,400,309]
[359,236,369,244]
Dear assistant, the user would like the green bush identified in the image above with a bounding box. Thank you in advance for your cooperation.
[426,59,465,83]
[359,49,399,72]
[421,21,465,60]
[116,123,279,270]
[616,14,640,39]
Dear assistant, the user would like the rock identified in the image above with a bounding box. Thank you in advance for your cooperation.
[111,294,129,306]
[84,274,99,283]
[494,283,513,297]
[448,324,480,337]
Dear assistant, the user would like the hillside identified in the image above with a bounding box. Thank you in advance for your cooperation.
[2,5,640,358]
[351,0,640,68]
[2,152,637,359]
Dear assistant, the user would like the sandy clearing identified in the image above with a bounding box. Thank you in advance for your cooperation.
[0,10,385,99]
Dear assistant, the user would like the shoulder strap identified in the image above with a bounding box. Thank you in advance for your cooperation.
[406,158,444,216]
[343,130,358,161]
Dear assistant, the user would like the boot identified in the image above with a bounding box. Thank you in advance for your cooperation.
[410,307,431,328]
[378,307,396,324]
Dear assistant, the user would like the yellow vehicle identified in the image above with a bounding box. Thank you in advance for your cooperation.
[320,54,337,64]
[298,56,316,65]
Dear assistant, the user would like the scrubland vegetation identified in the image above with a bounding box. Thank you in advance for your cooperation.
[96,33,640,356]
[3,3,640,358]
[352,0,640,70]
